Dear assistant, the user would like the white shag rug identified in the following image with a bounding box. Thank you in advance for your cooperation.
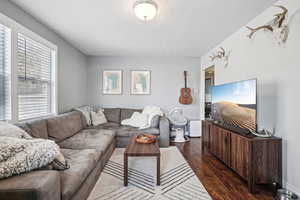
[88,147,212,200]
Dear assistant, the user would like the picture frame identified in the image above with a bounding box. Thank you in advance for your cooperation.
[102,70,123,95]
[130,70,151,95]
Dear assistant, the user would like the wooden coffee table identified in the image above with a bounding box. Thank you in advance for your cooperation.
[124,136,161,186]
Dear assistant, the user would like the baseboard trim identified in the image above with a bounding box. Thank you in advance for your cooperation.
[286,182,300,197]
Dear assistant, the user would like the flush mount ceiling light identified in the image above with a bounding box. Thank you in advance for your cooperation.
[133,0,158,21]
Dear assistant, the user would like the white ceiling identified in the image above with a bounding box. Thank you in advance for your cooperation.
[10,0,277,57]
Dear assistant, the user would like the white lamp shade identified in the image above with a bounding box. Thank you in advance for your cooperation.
[134,1,158,21]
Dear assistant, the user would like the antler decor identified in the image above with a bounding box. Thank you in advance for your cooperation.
[210,47,226,62]
[246,5,289,44]
[273,5,288,28]
[210,47,230,68]
[246,25,273,39]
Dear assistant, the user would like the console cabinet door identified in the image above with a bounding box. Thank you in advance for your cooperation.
[211,126,219,157]
[202,121,208,149]
[202,121,212,150]
[219,129,231,166]
[230,133,250,180]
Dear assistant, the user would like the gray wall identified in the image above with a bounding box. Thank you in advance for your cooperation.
[201,0,300,195]
[0,0,88,113]
[87,56,201,118]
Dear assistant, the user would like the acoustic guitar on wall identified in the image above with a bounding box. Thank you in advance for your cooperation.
[179,71,193,105]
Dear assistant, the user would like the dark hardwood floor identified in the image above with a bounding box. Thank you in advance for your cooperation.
[174,138,274,200]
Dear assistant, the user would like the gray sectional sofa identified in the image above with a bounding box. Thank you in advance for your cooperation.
[0,108,170,200]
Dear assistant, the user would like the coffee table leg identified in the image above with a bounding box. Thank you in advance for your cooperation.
[157,155,160,185]
[124,155,128,186]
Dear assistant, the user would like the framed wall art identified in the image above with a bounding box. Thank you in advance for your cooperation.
[131,70,151,95]
[102,70,123,95]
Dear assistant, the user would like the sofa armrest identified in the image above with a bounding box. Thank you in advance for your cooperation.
[0,170,61,200]
[159,116,170,147]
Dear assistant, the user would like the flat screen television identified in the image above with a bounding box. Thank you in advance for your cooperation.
[211,79,257,133]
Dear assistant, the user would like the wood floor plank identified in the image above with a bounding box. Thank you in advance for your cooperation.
[173,138,274,200]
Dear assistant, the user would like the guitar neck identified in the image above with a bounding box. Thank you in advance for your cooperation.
[184,71,187,88]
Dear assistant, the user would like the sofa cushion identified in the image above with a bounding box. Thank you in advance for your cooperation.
[26,119,48,139]
[47,111,83,142]
[0,170,60,200]
[103,108,121,124]
[120,108,142,122]
[59,149,97,200]
[79,112,88,128]
[58,129,115,161]
[91,122,120,130]
[116,126,160,137]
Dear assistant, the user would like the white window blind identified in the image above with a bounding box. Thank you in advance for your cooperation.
[0,23,11,121]
[17,33,54,121]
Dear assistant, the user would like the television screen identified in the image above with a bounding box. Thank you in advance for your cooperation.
[211,79,257,132]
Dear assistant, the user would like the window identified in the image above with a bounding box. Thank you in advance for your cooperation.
[0,23,11,121]
[0,12,57,122]
[17,33,56,120]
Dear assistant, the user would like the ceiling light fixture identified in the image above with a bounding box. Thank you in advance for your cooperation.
[133,0,158,21]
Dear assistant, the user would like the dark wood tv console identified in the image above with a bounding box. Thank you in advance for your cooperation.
[202,120,282,193]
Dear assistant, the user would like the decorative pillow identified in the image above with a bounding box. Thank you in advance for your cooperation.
[52,152,69,170]
[91,111,107,126]
[42,152,69,171]
[73,106,93,126]
[0,121,32,139]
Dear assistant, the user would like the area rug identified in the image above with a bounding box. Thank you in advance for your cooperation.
[88,147,211,200]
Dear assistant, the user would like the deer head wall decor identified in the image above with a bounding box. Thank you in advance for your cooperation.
[210,47,225,62]
[246,5,289,44]
[210,47,230,68]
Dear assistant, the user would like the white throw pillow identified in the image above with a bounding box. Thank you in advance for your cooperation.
[91,111,107,126]
[0,121,32,139]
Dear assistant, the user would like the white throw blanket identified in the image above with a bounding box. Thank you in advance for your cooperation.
[121,112,148,128]
[0,137,60,179]
[121,106,163,129]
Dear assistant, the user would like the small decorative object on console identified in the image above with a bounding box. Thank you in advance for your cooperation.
[250,129,275,138]
[135,134,156,144]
